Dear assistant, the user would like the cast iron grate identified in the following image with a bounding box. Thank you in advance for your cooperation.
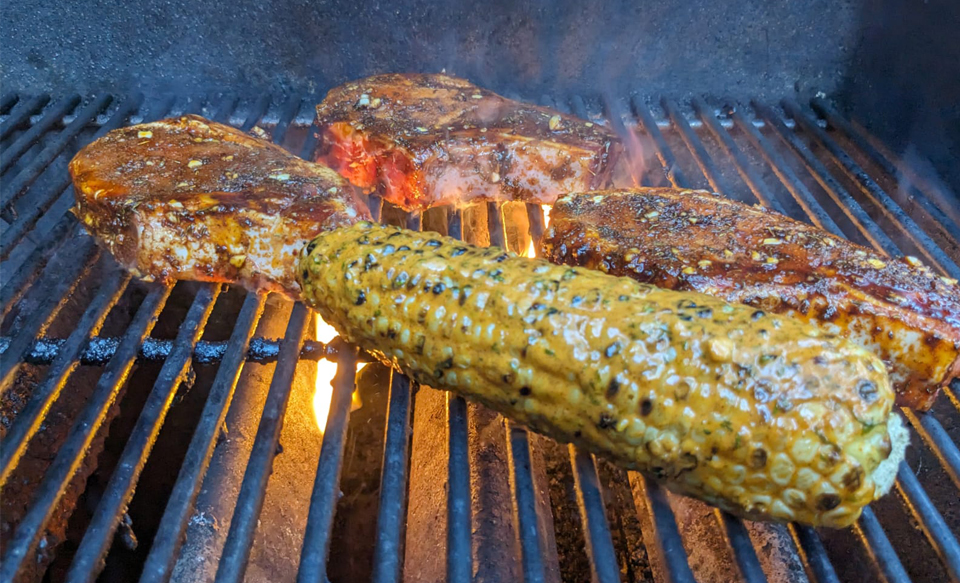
[0,89,958,583]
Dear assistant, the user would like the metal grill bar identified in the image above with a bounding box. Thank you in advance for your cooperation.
[0,239,99,393]
[791,525,841,583]
[141,96,300,583]
[0,268,130,484]
[0,94,50,142]
[895,464,960,581]
[902,409,960,489]
[0,94,146,258]
[214,302,310,583]
[634,477,697,583]
[782,99,960,278]
[66,284,221,583]
[810,99,960,244]
[0,94,113,212]
[296,344,359,582]
[0,333,337,366]
[506,421,549,583]
[0,285,171,581]
[436,207,474,583]
[0,94,81,176]
[140,292,266,583]
[0,95,148,259]
[716,510,768,583]
[571,447,621,583]
[752,102,902,257]
[370,372,415,583]
[694,97,843,236]
[854,507,911,583]
[0,215,78,318]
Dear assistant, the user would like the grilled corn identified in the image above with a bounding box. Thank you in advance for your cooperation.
[298,222,907,528]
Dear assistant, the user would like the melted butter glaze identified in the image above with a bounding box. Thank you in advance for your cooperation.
[300,221,905,528]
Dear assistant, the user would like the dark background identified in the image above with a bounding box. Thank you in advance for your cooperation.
[2,0,958,199]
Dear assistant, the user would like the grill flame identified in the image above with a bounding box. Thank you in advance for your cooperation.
[313,316,365,432]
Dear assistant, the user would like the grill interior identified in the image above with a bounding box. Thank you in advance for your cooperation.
[0,91,958,583]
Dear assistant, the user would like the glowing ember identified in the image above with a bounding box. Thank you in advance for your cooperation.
[313,316,366,432]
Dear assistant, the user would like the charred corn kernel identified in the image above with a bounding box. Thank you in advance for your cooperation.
[298,222,907,528]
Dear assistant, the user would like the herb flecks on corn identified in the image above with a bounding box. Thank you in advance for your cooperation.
[298,222,907,528]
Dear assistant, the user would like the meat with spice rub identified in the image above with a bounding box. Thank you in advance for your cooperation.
[315,73,621,211]
[70,114,369,298]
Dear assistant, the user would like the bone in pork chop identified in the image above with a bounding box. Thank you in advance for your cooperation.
[541,188,960,410]
[315,73,621,210]
[69,115,370,298]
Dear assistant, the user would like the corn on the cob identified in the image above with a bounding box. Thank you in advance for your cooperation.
[298,221,907,528]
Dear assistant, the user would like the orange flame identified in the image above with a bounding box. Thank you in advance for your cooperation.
[313,316,366,432]
[524,205,551,258]
[621,127,650,187]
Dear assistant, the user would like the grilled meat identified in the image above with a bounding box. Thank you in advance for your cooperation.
[69,115,369,298]
[315,73,620,211]
[300,221,907,528]
[541,188,960,410]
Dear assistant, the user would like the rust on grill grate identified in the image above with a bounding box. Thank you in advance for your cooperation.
[0,90,958,583]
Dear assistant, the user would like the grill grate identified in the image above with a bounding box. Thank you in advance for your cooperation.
[0,90,958,583]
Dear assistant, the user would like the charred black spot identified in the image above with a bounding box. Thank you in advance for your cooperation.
[813,355,827,366]
[841,467,864,491]
[415,335,426,355]
[677,313,693,321]
[305,240,318,254]
[433,282,446,294]
[574,430,582,439]
[750,448,767,469]
[355,290,366,306]
[605,342,622,358]
[816,493,841,511]
[857,380,879,403]
[697,308,713,318]
[640,399,653,416]
[519,386,531,396]
[597,413,616,429]
[439,357,454,370]
[606,377,620,398]
[494,254,509,262]
[301,267,310,281]
[677,299,698,310]
[502,372,516,384]
[751,310,765,321]
[459,286,472,306]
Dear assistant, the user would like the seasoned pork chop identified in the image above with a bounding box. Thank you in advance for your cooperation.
[70,115,369,298]
[315,73,621,210]
[541,188,960,410]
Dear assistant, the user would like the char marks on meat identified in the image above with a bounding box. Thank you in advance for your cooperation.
[70,115,369,298]
[315,73,621,211]
[541,188,960,410]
